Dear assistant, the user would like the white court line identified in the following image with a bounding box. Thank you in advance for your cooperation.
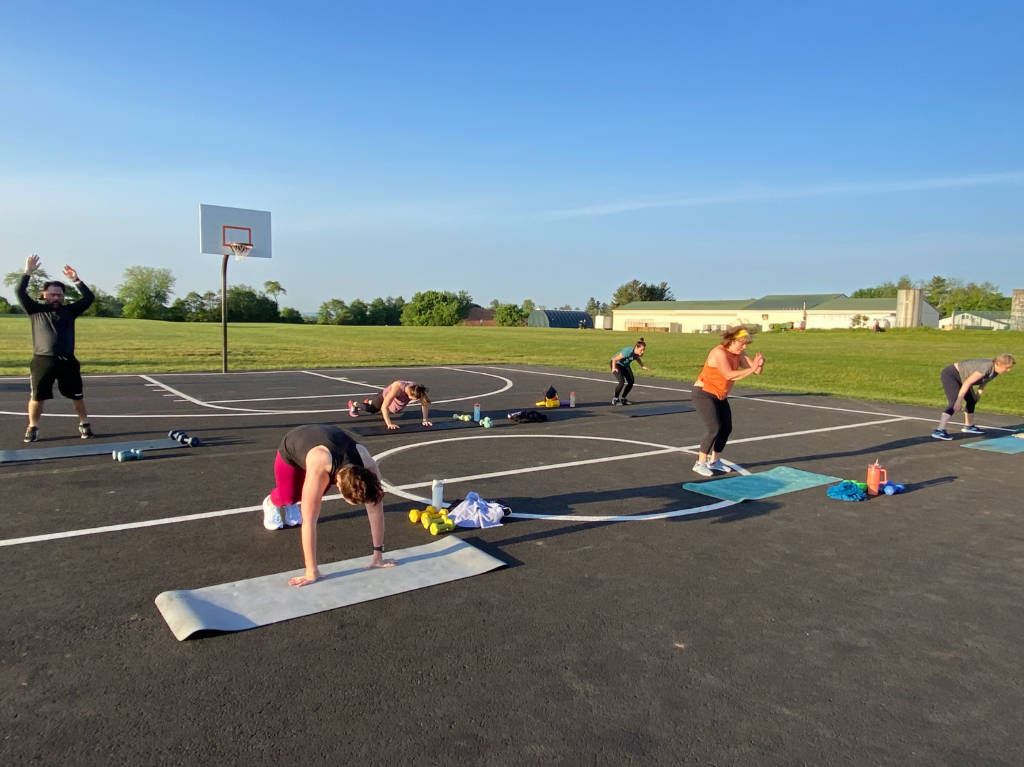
[0,415,899,547]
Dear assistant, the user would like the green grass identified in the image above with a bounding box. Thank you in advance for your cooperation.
[1,316,1021,414]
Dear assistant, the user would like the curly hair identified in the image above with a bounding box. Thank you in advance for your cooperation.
[408,383,431,405]
[335,465,384,504]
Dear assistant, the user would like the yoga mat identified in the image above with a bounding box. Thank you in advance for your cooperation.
[347,419,482,437]
[610,403,695,418]
[683,466,842,502]
[961,435,1024,455]
[1,437,188,464]
[155,536,505,641]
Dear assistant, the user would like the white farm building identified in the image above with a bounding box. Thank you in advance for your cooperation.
[610,291,939,333]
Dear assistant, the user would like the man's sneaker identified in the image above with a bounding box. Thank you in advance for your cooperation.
[611,397,620,405]
[620,399,631,406]
[283,504,302,527]
[961,425,984,435]
[691,461,714,477]
[262,495,284,530]
[347,400,359,418]
[23,426,37,443]
[931,429,952,441]
[78,422,94,439]
[707,459,732,473]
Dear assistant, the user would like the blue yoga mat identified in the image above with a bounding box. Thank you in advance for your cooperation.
[961,436,1024,455]
[683,466,842,501]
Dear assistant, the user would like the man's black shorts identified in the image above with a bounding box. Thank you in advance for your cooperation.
[30,355,84,401]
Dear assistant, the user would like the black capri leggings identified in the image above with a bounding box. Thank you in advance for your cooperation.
[692,386,733,454]
[940,364,976,415]
[612,364,635,399]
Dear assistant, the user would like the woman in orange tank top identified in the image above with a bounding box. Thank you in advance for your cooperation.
[690,326,764,477]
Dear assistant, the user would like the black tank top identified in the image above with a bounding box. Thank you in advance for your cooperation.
[278,425,364,478]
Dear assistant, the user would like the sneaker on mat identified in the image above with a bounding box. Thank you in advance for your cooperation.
[620,399,631,406]
[691,461,714,477]
[78,422,94,439]
[23,426,37,443]
[961,425,984,435]
[611,397,620,405]
[347,400,359,418]
[283,504,302,527]
[262,495,284,530]
[931,429,952,441]
[707,459,732,473]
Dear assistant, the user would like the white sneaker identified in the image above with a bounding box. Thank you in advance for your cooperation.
[283,503,302,527]
[691,461,714,477]
[262,495,284,530]
[707,459,732,473]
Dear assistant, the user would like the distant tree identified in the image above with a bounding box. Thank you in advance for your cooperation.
[117,266,175,319]
[83,288,123,317]
[850,282,899,298]
[401,290,473,326]
[317,299,351,325]
[226,284,278,322]
[0,296,12,314]
[556,304,572,310]
[521,298,536,315]
[489,298,500,309]
[279,307,305,324]
[4,267,51,299]
[585,296,609,318]
[263,280,286,310]
[366,296,405,325]
[610,280,674,308]
[494,303,526,327]
[348,298,369,326]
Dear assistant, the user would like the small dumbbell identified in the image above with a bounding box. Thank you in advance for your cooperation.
[112,448,143,462]
[429,518,456,535]
[168,430,185,440]
[183,436,200,447]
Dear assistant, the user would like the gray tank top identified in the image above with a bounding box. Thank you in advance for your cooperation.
[955,359,997,386]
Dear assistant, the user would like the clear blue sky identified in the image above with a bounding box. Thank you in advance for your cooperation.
[2,1,1022,312]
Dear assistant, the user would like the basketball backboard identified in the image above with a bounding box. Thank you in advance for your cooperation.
[199,204,272,259]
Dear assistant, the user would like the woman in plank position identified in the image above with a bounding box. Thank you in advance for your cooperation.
[262,424,395,587]
[690,326,764,477]
[349,380,432,430]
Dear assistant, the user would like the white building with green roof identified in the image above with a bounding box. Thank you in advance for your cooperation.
[611,292,938,332]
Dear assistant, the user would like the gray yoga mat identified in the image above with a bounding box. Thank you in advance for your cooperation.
[1,437,188,464]
[155,536,506,641]
[610,403,696,418]
[960,435,1024,455]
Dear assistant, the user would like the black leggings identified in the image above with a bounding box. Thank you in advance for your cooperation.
[363,392,385,414]
[940,365,976,415]
[692,387,733,454]
[613,364,635,399]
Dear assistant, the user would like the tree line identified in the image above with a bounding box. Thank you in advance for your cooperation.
[851,275,1011,317]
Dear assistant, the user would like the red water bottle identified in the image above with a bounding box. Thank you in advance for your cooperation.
[866,460,887,496]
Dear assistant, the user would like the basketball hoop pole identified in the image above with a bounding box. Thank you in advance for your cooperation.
[221,254,230,373]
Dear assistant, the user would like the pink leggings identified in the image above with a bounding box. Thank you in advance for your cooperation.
[270,452,306,506]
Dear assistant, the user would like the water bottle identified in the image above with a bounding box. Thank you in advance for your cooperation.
[473,403,481,422]
[569,391,576,407]
[866,460,887,496]
[431,479,444,508]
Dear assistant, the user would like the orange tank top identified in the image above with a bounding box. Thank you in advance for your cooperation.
[695,348,743,400]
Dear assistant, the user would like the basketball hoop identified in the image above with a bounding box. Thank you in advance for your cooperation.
[225,241,253,262]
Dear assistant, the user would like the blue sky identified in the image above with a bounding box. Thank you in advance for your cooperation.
[2,1,1022,312]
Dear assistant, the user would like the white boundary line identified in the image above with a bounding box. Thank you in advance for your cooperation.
[0,417,902,547]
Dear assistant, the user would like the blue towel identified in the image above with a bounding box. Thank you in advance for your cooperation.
[683,466,842,502]
[827,481,868,502]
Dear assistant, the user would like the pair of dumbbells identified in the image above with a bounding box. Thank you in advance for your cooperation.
[168,429,201,447]
[112,448,144,462]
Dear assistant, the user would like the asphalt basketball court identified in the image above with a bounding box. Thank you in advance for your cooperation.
[2,364,1022,764]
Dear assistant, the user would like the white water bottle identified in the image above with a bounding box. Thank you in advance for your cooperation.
[431,479,444,508]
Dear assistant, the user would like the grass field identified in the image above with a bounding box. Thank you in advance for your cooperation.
[1,316,1021,414]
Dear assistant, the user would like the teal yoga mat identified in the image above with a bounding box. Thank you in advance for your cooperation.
[961,436,1024,455]
[683,466,842,502]
[1,437,188,464]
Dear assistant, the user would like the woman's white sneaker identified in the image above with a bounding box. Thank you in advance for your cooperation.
[262,495,284,530]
